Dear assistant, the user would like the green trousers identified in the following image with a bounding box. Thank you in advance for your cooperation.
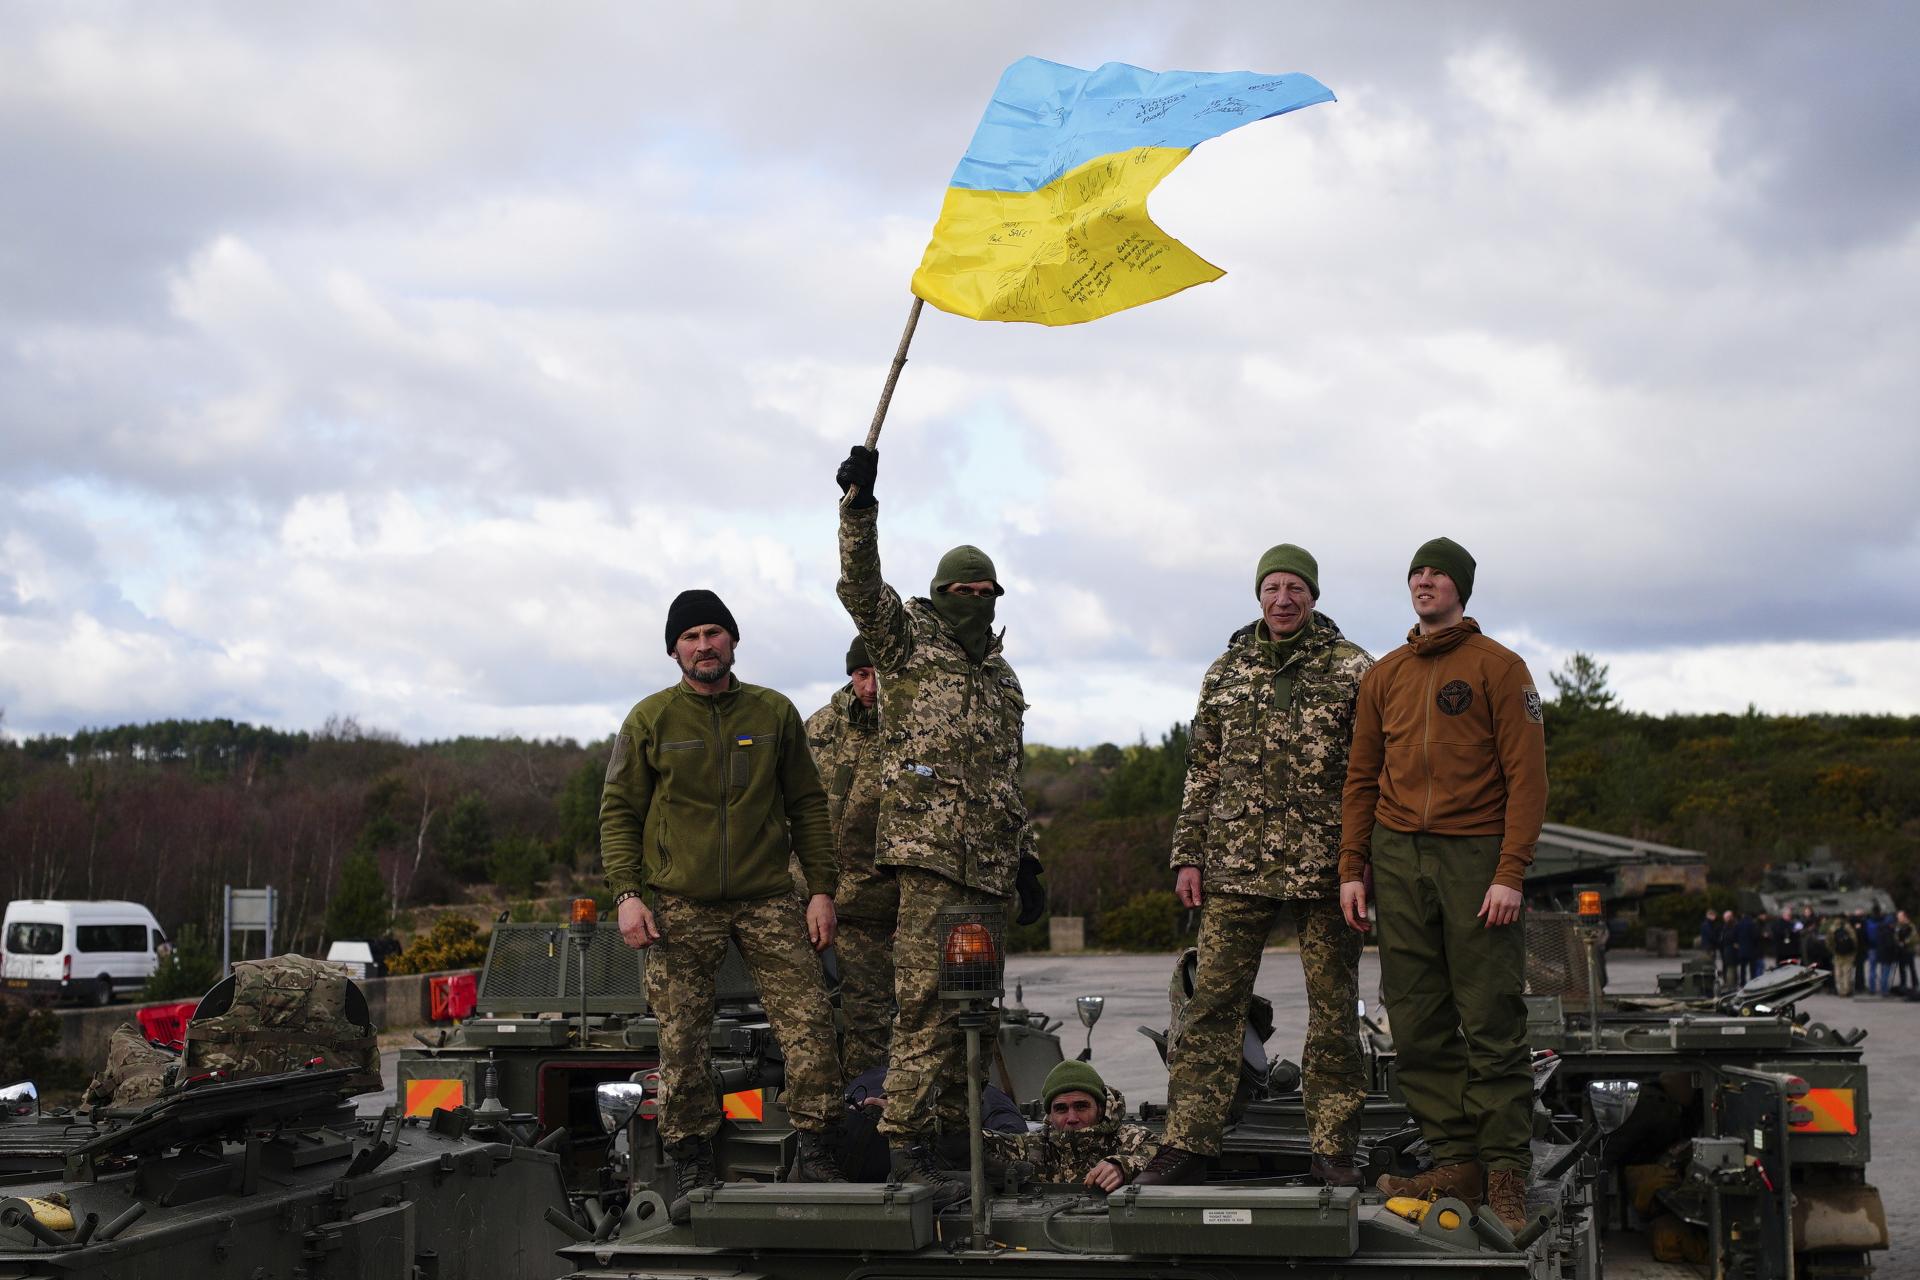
[1372,828,1532,1172]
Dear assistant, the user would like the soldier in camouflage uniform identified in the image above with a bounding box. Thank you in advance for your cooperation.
[600,589,846,1221]
[805,636,897,1079]
[834,446,1045,1204]
[984,1060,1158,1190]
[1136,545,1374,1189]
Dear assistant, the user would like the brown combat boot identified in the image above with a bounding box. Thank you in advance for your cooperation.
[1132,1144,1208,1186]
[1374,1159,1483,1208]
[1485,1168,1529,1233]
[1309,1154,1364,1188]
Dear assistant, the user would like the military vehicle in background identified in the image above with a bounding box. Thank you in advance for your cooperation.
[394,905,1068,1206]
[1524,822,1708,911]
[1369,906,1886,1277]
[1738,847,1897,919]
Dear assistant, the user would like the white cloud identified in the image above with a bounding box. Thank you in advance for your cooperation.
[1,9,1916,745]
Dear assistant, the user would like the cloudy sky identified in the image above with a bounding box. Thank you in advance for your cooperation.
[3,3,1916,748]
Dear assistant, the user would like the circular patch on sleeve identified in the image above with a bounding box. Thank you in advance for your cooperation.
[1435,680,1473,716]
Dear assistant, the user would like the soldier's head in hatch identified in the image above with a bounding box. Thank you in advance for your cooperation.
[1254,543,1319,638]
[665,589,739,689]
[1042,1060,1107,1132]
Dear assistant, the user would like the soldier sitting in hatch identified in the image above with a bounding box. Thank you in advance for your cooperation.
[982,1061,1158,1192]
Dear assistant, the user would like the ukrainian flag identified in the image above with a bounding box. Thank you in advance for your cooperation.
[912,58,1334,326]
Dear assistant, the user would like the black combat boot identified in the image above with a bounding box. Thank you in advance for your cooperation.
[1132,1144,1208,1186]
[790,1128,846,1183]
[666,1135,718,1225]
[1309,1153,1364,1188]
[888,1143,968,1210]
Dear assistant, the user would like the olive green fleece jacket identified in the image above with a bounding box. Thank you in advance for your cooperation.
[599,678,836,902]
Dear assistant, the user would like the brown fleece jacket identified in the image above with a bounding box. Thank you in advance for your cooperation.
[1338,619,1548,890]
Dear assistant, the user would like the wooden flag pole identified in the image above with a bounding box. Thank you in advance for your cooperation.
[866,295,925,449]
[841,295,925,508]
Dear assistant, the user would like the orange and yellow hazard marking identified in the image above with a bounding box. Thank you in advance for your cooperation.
[722,1089,765,1122]
[1790,1087,1857,1135]
[404,1078,466,1117]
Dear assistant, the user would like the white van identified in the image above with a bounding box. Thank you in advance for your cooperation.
[1,900,167,1005]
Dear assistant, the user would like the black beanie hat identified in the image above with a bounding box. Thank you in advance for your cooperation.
[664,589,739,654]
[1408,538,1476,606]
[845,636,872,675]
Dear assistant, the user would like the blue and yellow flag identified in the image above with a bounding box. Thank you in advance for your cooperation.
[911,58,1334,326]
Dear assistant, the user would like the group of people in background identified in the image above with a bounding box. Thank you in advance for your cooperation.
[1699,905,1917,996]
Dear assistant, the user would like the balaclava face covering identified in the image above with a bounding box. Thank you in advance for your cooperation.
[928,544,1000,663]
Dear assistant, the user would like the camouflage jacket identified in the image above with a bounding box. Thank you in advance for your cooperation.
[84,1021,177,1111]
[983,1088,1157,1183]
[804,684,897,921]
[1171,613,1374,899]
[837,504,1034,896]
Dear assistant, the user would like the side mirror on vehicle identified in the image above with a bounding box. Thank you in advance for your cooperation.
[0,1081,37,1117]
[597,1080,647,1133]
[1586,1079,1642,1134]
[1075,995,1105,1061]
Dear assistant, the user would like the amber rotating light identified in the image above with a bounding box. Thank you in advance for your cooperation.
[935,902,1007,1247]
[570,898,598,1038]
[937,905,1006,1003]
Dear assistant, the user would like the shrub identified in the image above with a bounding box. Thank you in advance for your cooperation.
[0,995,87,1092]
[326,852,392,942]
[489,837,552,898]
[388,914,490,975]
[1094,890,1193,952]
[143,924,220,1001]
[1007,917,1051,953]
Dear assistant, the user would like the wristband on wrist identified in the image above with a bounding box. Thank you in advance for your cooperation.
[613,890,644,908]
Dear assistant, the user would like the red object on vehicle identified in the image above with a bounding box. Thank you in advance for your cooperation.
[429,972,478,1022]
[136,1001,199,1048]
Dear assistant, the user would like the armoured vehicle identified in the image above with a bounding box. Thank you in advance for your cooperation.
[561,906,1605,1280]
[0,1042,573,1280]
[1525,823,1708,911]
[394,909,1068,1203]
[1737,848,1897,919]
[1370,909,1887,1277]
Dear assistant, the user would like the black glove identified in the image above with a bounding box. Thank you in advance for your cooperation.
[1014,854,1046,926]
[835,445,878,508]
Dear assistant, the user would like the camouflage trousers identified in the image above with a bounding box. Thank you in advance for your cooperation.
[646,891,842,1143]
[834,915,896,1080]
[879,868,1004,1142]
[1162,893,1364,1157]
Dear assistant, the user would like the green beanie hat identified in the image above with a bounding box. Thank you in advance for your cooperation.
[1409,537,1476,606]
[930,544,1003,596]
[1042,1059,1107,1110]
[1254,543,1319,600]
[845,636,871,675]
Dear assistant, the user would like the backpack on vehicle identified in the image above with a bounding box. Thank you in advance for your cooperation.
[181,954,381,1093]
[83,1021,178,1111]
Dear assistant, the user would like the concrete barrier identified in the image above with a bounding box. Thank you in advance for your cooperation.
[53,968,479,1071]
[1049,916,1086,953]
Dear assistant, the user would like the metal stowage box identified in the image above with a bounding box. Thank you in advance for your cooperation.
[689,1182,936,1250]
[1108,1185,1359,1257]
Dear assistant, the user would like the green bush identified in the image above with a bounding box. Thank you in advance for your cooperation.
[1007,917,1051,953]
[388,914,490,975]
[143,924,220,1001]
[0,996,87,1091]
[1094,890,1193,952]
[326,852,392,942]
[489,837,553,898]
